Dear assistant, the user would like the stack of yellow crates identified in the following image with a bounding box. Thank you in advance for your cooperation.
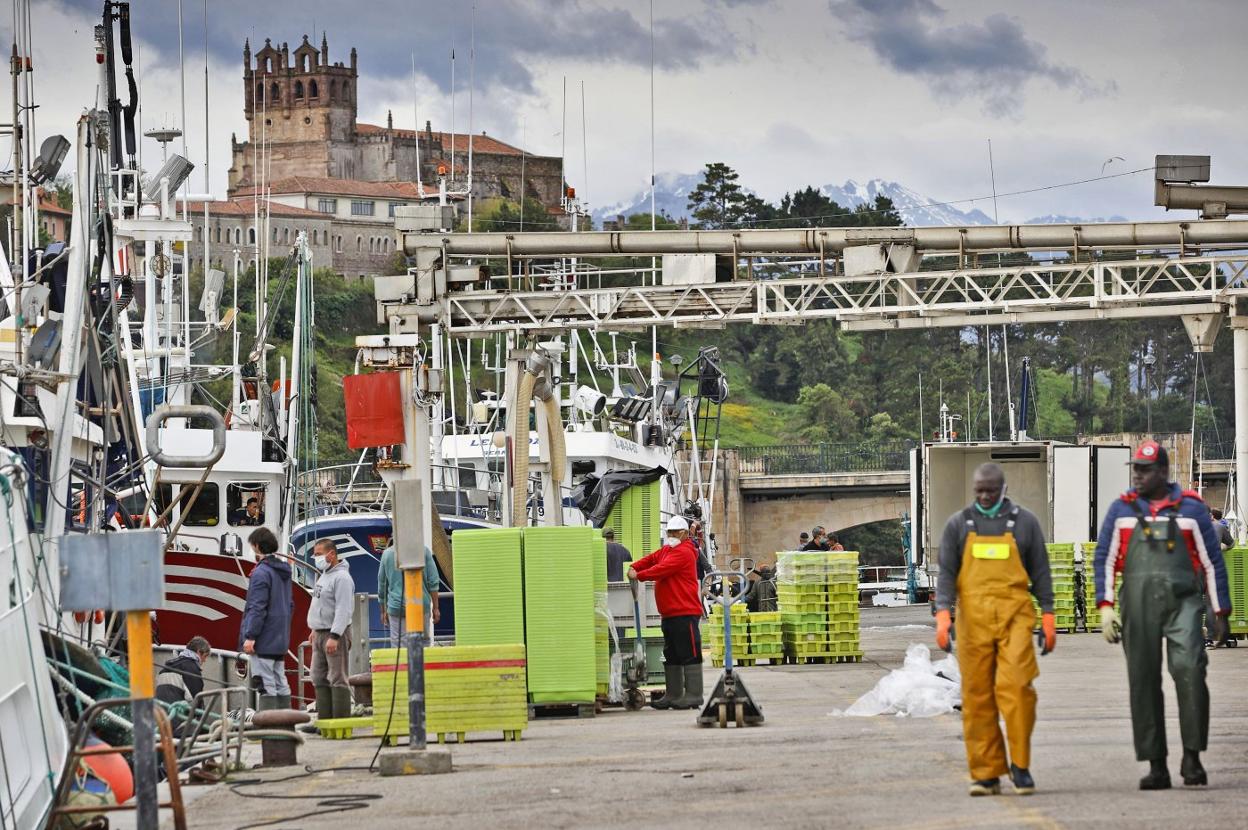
[777,551,863,664]
[747,610,784,664]
[372,645,529,744]
[706,603,749,666]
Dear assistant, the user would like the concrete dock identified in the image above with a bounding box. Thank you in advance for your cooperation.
[173,606,1248,830]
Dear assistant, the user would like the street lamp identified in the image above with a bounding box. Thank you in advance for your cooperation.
[1143,353,1157,434]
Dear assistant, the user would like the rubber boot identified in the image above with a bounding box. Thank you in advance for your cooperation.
[301,685,332,733]
[1180,750,1207,786]
[1139,759,1171,790]
[256,695,280,713]
[676,664,704,709]
[331,686,354,719]
[275,694,292,710]
[651,664,683,710]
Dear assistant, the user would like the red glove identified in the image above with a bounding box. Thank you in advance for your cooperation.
[1041,612,1057,655]
[935,609,952,653]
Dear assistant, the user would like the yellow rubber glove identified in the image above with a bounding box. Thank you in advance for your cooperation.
[935,609,952,653]
[1100,606,1122,644]
[1041,612,1057,655]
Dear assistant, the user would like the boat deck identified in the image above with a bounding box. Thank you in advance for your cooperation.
[154,605,1248,830]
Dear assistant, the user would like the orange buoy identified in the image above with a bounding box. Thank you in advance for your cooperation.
[82,735,134,804]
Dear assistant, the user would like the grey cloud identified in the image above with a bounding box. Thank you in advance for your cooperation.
[831,0,1111,114]
[64,1,741,96]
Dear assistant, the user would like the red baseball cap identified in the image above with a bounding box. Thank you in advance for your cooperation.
[1129,440,1168,467]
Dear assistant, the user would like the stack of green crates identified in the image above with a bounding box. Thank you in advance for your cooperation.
[747,611,783,663]
[1080,541,1119,631]
[777,551,862,662]
[1034,543,1077,631]
[706,604,749,666]
[452,528,525,646]
[604,480,662,564]
[825,552,862,658]
[1226,546,1248,638]
[523,526,597,705]
[592,530,610,698]
[620,626,666,684]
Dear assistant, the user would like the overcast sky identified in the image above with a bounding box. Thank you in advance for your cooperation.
[16,0,1248,222]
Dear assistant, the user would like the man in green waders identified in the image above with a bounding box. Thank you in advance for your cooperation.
[1093,440,1233,789]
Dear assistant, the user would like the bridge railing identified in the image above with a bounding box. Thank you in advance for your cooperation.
[736,440,914,476]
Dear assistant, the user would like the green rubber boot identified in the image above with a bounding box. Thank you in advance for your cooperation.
[256,695,280,713]
[331,686,354,719]
[651,664,683,710]
[676,664,704,709]
[301,685,332,733]
[275,694,292,710]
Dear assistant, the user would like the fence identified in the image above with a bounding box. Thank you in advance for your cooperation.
[736,441,914,476]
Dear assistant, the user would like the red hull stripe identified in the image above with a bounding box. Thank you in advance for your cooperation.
[373,659,527,672]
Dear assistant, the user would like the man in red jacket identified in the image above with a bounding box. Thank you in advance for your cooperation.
[629,515,704,710]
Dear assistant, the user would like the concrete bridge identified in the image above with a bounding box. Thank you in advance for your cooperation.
[708,433,1232,560]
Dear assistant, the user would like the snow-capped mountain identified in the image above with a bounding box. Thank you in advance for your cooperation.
[590,173,1127,229]
[819,179,995,227]
[590,171,707,226]
[1022,213,1130,225]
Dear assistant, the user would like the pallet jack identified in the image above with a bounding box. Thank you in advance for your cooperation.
[621,576,649,710]
[698,567,764,728]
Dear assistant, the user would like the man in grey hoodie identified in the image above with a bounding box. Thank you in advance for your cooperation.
[304,538,355,727]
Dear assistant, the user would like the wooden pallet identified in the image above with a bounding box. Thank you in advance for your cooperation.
[528,702,596,719]
[435,729,525,743]
[784,652,863,665]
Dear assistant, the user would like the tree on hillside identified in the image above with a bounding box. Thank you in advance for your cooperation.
[777,186,848,227]
[464,197,561,233]
[796,383,859,443]
[687,162,747,228]
[623,211,680,230]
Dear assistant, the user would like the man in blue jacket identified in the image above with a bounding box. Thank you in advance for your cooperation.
[239,527,293,711]
[377,542,440,647]
[1093,440,1232,790]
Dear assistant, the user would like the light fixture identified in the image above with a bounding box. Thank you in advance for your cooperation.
[29,135,70,185]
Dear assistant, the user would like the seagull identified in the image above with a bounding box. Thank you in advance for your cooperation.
[1101,156,1125,175]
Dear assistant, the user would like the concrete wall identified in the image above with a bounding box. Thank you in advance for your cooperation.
[740,491,909,565]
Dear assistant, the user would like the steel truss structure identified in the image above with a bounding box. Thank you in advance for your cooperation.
[415,254,1248,336]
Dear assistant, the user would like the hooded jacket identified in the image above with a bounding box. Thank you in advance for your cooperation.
[632,538,703,618]
[239,555,293,659]
[306,559,355,638]
[1093,482,1232,615]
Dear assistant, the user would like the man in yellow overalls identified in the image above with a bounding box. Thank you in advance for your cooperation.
[935,463,1056,796]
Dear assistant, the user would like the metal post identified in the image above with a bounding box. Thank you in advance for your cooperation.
[404,569,426,750]
[1234,325,1248,543]
[127,610,159,828]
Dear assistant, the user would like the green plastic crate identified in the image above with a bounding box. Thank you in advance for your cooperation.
[523,526,597,703]
[452,528,525,646]
[604,480,662,562]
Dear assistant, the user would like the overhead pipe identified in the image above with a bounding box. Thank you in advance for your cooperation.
[404,218,1248,258]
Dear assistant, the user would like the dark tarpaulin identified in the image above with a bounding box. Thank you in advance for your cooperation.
[571,466,667,527]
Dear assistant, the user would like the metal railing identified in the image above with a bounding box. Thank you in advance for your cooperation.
[736,440,914,476]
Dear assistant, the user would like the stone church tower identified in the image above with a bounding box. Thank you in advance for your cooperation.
[228,34,361,190]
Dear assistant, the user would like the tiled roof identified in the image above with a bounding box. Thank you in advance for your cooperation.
[185,197,328,218]
[356,122,539,157]
[232,176,438,199]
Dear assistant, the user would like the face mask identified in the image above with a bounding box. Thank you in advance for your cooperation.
[663,537,679,548]
[974,494,1006,518]
[313,555,329,571]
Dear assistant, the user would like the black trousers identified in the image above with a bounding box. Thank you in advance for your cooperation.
[661,615,703,666]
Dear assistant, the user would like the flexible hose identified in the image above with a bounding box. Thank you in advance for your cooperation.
[509,371,536,525]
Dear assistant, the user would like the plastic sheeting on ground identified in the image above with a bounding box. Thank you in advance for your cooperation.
[829,643,961,718]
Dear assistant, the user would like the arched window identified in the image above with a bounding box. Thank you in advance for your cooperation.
[264,57,272,73]
[368,238,374,253]
[297,54,308,72]
[356,236,362,252]
[235,228,242,244]
[283,227,290,243]
[272,226,278,243]
[329,80,336,101]
[294,80,304,99]
[215,226,222,243]
[249,227,256,245]
[270,82,280,102]
[309,79,319,98]
[255,82,265,104]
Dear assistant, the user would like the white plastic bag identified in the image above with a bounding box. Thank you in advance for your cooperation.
[830,643,961,718]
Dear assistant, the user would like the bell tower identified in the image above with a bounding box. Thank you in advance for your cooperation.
[236,33,357,185]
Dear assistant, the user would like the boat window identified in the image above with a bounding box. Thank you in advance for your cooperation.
[456,464,478,490]
[227,482,268,527]
[158,483,220,527]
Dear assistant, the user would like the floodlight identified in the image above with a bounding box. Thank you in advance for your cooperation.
[30,135,70,185]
